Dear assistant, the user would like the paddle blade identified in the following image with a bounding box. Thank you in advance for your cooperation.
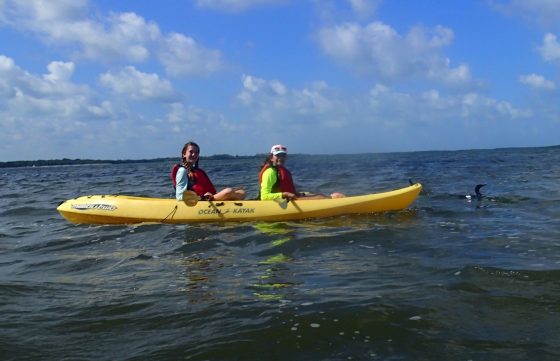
[273,197,289,209]
[183,190,199,206]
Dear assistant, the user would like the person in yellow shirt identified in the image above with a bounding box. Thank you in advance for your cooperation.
[258,144,344,201]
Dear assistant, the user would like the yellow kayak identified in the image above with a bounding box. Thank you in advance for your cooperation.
[57,183,422,225]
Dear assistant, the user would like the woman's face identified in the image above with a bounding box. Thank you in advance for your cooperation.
[271,153,287,166]
[183,145,200,165]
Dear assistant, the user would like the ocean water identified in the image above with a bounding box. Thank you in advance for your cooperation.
[1,146,560,360]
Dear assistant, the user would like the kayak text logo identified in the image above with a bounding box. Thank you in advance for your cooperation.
[71,204,117,211]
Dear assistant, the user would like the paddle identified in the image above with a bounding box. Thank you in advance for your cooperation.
[274,197,289,209]
[182,190,200,207]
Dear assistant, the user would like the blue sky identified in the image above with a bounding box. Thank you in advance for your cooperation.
[1,0,559,161]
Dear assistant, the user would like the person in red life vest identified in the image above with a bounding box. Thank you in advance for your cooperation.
[174,141,246,201]
[258,144,345,201]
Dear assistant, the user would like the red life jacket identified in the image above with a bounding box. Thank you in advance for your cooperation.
[171,164,216,196]
[258,164,296,194]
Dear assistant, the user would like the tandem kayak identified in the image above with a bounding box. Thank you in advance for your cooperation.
[57,183,422,225]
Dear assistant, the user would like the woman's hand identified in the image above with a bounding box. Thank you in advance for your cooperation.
[282,192,296,200]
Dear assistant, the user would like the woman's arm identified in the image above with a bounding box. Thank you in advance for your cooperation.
[175,167,188,200]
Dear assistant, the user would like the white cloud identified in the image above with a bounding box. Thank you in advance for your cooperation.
[0,1,159,61]
[519,73,556,90]
[195,0,287,12]
[0,0,88,25]
[158,33,225,77]
[538,33,560,63]
[0,54,120,159]
[312,0,382,22]
[0,57,85,112]
[231,75,537,154]
[165,102,244,137]
[236,74,531,130]
[43,61,75,83]
[99,66,180,102]
[0,55,90,102]
[0,0,224,77]
[347,0,380,17]
[0,53,233,161]
[316,21,472,87]
[166,102,208,128]
[459,92,532,120]
[494,0,560,28]
[167,103,189,125]
[236,75,349,128]
[0,54,201,160]
[237,75,335,114]
[368,85,532,125]
[87,101,113,118]
[237,74,287,105]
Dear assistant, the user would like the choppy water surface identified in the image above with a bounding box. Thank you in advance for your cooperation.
[1,147,560,360]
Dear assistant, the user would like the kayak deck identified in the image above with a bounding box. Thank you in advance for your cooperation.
[57,183,422,225]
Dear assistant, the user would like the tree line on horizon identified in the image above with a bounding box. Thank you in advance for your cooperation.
[0,154,255,169]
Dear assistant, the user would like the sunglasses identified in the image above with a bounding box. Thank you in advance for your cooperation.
[275,153,287,158]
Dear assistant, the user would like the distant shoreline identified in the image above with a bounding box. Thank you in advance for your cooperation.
[2,144,559,168]
[0,154,256,169]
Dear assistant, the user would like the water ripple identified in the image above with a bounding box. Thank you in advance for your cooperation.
[2,148,560,360]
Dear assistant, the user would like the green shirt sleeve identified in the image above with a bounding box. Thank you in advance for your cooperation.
[260,167,283,200]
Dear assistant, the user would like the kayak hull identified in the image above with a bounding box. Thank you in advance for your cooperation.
[57,183,422,225]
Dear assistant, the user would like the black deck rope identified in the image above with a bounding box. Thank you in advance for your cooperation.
[161,205,178,223]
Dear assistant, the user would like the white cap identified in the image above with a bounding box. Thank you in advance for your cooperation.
[270,144,287,155]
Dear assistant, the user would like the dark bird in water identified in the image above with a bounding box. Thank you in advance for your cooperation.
[466,184,486,201]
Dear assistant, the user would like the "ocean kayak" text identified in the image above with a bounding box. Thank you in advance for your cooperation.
[197,208,255,215]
